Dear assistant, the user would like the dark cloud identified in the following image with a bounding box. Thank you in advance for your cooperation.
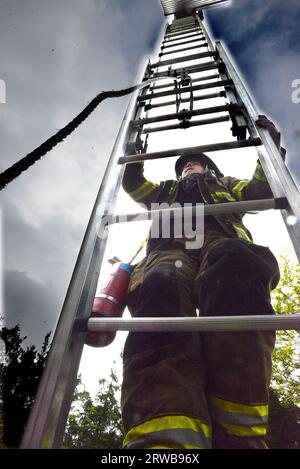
[206,0,300,182]
[4,269,60,349]
[0,0,163,348]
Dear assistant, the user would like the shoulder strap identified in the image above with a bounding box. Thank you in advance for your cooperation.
[157,180,177,204]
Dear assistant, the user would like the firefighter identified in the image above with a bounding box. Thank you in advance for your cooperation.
[121,116,284,449]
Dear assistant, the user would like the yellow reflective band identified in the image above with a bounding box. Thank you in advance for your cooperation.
[123,415,212,447]
[134,184,157,202]
[211,191,236,202]
[221,422,267,437]
[232,180,250,201]
[254,162,268,182]
[129,181,149,197]
[129,181,158,202]
[236,232,251,241]
[134,183,158,202]
[211,396,269,417]
[232,225,252,242]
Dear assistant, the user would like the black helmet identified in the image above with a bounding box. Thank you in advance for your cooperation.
[175,153,224,178]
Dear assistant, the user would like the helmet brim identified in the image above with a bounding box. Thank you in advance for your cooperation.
[175,153,223,178]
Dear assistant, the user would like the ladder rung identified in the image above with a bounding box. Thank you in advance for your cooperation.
[168,23,196,31]
[159,43,208,56]
[165,28,201,38]
[118,138,262,164]
[163,32,204,43]
[169,19,195,24]
[150,74,220,90]
[166,27,198,36]
[151,51,216,69]
[168,25,197,32]
[171,18,195,24]
[168,22,197,29]
[153,62,219,78]
[162,37,206,49]
[164,29,203,37]
[140,92,224,110]
[131,103,238,127]
[169,21,196,26]
[143,115,230,133]
[170,19,195,24]
[108,199,287,225]
[168,22,196,28]
[77,313,300,332]
[138,79,233,101]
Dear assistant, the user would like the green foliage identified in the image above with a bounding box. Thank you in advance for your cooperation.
[0,325,50,447]
[271,256,300,406]
[267,389,300,448]
[64,369,124,449]
[266,256,300,448]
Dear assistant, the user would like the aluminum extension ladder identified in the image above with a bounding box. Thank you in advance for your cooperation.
[21,0,300,448]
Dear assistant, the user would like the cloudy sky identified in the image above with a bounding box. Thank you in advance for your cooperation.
[1,0,300,393]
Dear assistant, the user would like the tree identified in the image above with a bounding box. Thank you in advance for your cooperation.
[64,369,123,449]
[270,255,300,405]
[267,389,300,448]
[267,255,300,447]
[0,325,50,447]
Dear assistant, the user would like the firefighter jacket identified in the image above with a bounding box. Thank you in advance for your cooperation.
[122,160,273,249]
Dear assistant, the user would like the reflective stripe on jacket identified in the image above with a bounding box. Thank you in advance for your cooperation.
[122,161,273,246]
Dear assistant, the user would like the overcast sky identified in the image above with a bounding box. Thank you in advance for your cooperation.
[1,0,300,372]
[0,0,164,347]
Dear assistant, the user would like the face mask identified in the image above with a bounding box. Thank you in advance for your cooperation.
[180,172,202,193]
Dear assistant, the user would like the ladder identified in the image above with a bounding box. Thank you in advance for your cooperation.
[21,0,300,448]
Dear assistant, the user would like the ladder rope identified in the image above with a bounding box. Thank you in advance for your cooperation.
[0,77,171,191]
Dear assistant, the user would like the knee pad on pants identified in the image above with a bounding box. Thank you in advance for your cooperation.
[198,239,275,316]
[136,265,180,318]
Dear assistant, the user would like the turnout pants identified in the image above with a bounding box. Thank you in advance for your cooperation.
[121,235,280,449]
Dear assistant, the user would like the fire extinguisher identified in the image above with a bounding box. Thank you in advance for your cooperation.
[85,260,134,347]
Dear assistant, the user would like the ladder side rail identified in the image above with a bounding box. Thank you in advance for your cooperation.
[196,13,215,52]
[216,42,300,261]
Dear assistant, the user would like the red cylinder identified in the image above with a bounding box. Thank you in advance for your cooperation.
[85,262,133,347]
